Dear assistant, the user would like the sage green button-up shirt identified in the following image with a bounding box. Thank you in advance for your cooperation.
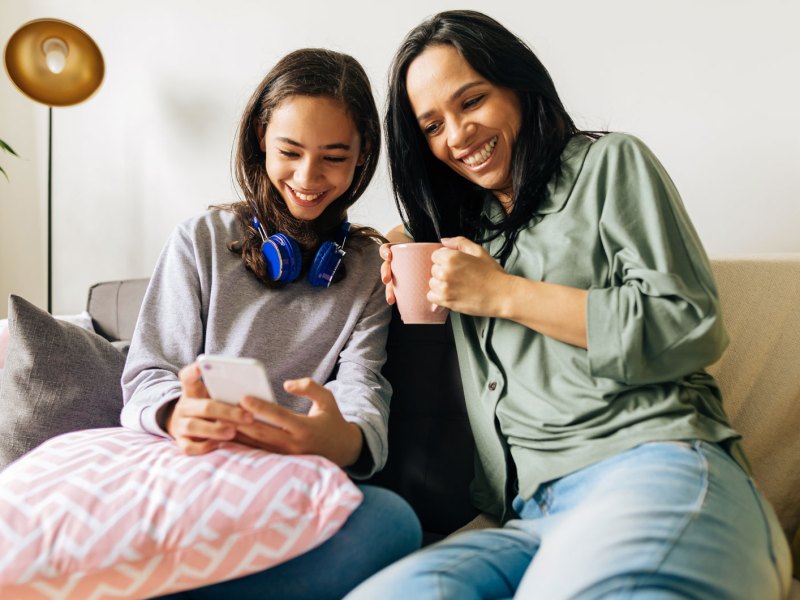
[451,133,739,520]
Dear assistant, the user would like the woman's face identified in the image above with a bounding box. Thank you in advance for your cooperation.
[261,95,364,221]
[405,44,521,200]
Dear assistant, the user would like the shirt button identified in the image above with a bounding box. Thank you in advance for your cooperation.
[488,381,497,391]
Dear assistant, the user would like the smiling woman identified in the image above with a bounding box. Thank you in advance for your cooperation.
[406,45,521,205]
[347,9,792,600]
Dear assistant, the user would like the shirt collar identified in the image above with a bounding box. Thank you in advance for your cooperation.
[482,134,593,219]
[540,134,592,214]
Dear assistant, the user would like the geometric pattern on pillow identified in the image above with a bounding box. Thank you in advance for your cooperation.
[0,428,363,599]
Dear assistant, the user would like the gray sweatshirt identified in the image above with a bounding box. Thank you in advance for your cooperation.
[120,209,392,477]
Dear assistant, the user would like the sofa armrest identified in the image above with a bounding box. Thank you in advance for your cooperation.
[707,256,800,548]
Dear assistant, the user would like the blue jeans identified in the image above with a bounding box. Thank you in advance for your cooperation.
[158,484,422,600]
[346,441,792,599]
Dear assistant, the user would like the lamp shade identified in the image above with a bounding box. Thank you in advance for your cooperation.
[4,18,104,107]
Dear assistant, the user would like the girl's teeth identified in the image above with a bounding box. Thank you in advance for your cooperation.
[463,138,497,166]
[294,190,323,201]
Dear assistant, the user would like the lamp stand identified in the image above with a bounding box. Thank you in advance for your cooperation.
[4,18,105,314]
[47,106,52,313]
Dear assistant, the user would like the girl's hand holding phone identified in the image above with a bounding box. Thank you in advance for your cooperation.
[166,363,255,455]
[234,378,364,469]
[167,365,362,467]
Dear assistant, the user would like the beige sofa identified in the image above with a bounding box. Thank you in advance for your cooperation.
[67,256,800,597]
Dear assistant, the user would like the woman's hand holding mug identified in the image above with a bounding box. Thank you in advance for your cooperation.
[384,242,449,324]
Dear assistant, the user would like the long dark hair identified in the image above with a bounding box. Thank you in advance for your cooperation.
[225,48,383,286]
[387,10,587,260]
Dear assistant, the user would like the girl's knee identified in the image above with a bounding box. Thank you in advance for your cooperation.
[357,485,423,556]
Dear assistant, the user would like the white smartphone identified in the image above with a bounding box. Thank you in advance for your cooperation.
[196,354,276,412]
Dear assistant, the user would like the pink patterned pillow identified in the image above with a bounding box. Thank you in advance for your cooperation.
[0,428,363,599]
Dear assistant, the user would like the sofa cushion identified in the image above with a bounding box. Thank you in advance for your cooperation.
[0,427,362,599]
[368,308,478,542]
[0,310,94,391]
[0,295,124,470]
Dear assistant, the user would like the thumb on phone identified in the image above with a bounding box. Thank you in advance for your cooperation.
[179,363,209,399]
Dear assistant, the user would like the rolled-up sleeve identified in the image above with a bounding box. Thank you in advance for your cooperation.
[586,136,728,384]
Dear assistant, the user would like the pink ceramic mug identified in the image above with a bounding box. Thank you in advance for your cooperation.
[390,243,449,325]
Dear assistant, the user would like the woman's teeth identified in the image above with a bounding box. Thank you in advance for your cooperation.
[462,137,497,167]
[293,189,324,202]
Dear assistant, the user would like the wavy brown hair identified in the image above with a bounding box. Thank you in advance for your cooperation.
[222,48,384,286]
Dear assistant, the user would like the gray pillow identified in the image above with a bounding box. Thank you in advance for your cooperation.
[0,295,125,470]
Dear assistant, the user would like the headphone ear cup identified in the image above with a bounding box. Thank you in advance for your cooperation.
[262,233,302,282]
[308,241,345,288]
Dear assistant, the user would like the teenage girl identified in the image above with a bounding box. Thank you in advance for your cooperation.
[121,48,422,600]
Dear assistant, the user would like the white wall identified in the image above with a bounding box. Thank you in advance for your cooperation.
[1,0,799,317]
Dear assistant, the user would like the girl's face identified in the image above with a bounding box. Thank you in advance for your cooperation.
[405,44,521,201]
[261,96,364,221]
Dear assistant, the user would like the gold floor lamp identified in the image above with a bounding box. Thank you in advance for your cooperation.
[4,18,104,313]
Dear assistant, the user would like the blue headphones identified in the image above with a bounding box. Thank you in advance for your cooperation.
[251,216,349,288]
